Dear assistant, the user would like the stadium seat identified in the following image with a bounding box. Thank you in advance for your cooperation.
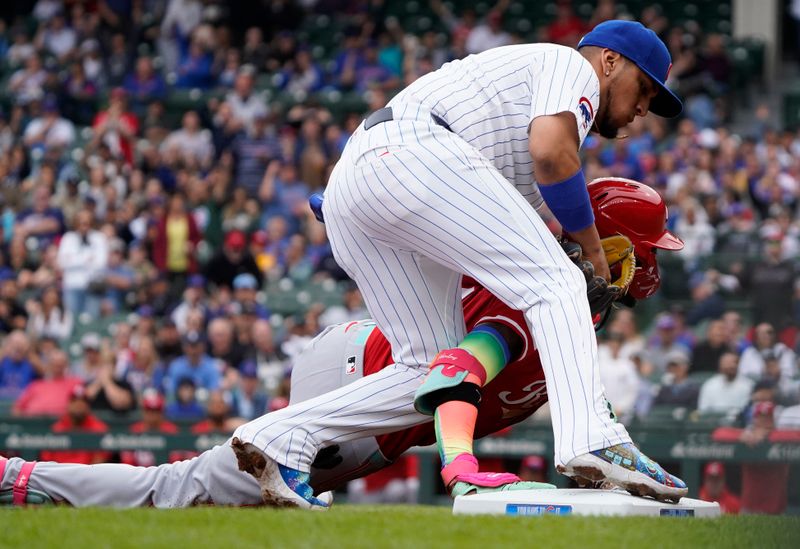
[690,411,730,429]
[687,371,715,385]
[785,88,800,130]
[639,405,688,428]
[0,399,14,417]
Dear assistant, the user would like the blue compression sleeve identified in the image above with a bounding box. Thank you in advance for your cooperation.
[538,169,594,233]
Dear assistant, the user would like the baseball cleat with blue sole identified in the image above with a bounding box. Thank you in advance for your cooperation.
[231,437,331,510]
[558,443,688,504]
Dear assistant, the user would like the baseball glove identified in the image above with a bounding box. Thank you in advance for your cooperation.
[560,235,636,321]
[601,234,636,292]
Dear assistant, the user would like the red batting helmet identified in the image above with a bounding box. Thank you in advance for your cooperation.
[588,177,684,299]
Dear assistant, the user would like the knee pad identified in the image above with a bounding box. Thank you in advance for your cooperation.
[414,348,485,415]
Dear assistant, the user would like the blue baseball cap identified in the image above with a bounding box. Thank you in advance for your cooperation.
[578,20,682,118]
[188,274,206,289]
[233,273,258,290]
[240,360,258,379]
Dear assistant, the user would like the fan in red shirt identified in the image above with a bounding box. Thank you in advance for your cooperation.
[697,461,740,514]
[91,88,139,165]
[40,385,111,465]
[545,0,588,46]
[712,401,799,515]
[191,391,244,435]
[121,391,181,466]
[13,349,81,417]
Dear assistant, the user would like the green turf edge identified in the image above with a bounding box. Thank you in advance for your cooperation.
[1,506,798,549]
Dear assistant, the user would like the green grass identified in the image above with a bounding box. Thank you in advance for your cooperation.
[1,506,798,549]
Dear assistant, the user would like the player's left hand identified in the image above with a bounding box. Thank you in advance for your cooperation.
[583,246,612,283]
[559,235,635,318]
[580,258,622,317]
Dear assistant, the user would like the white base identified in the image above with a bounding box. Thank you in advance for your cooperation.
[452,488,720,518]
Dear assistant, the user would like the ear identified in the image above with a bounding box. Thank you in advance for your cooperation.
[602,49,623,75]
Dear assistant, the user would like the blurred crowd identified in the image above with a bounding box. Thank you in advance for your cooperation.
[0,1,797,507]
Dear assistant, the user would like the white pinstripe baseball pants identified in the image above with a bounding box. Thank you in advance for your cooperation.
[237,103,630,469]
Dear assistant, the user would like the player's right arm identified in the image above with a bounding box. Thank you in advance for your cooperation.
[529,113,610,281]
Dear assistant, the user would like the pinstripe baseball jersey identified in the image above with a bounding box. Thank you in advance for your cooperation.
[389,44,599,211]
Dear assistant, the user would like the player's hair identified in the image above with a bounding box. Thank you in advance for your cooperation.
[578,45,630,69]
[577,45,602,55]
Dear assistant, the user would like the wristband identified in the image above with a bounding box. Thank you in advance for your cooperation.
[538,169,594,233]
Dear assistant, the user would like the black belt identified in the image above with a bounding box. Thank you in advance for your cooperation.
[363,107,452,132]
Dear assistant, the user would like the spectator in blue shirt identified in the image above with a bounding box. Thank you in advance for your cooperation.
[164,377,206,421]
[96,239,136,314]
[175,38,215,90]
[354,42,399,92]
[333,31,365,91]
[262,162,309,235]
[230,360,268,420]
[0,20,9,59]
[15,185,66,248]
[123,56,167,116]
[233,113,281,198]
[232,273,269,320]
[0,330,36,400]
[279,49,324,96]
[165,331,221,396]
[305,221,331,271]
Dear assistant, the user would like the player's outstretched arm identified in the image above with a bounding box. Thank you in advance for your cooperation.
[1,441,264,508]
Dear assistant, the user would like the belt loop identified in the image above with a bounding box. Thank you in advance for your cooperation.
[364,107,394,130]
[362,105,452,133]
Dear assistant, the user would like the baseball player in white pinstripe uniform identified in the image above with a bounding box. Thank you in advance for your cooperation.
[232,20,689,508]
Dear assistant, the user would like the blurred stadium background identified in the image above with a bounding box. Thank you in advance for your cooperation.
[0,0,798,514]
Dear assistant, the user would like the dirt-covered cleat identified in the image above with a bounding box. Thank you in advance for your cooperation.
[231,437,329,510]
